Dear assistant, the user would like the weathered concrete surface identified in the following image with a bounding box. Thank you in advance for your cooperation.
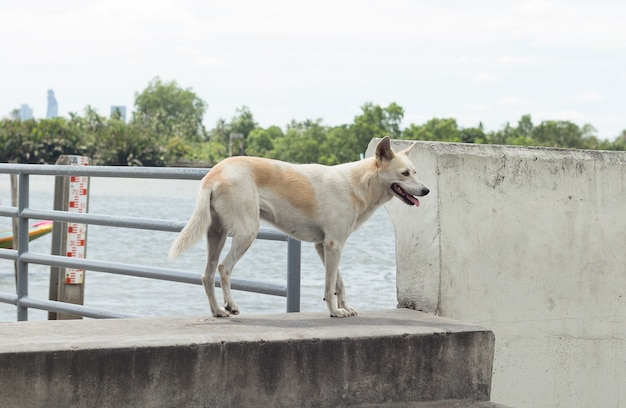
[0,309,494,408]
[366,139,626,408]
[348,401,511,408]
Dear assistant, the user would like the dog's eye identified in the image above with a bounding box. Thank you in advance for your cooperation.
[402,170,410,177]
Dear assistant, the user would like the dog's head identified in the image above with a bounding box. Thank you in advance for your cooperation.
[375,136,429,207]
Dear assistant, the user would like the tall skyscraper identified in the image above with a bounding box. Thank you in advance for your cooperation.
[47,89,58,118]
[110,105,127,122]
[18,104,33,120]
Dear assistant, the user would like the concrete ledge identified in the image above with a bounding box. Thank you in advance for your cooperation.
[350,401,511,408]
[0,309,494,408]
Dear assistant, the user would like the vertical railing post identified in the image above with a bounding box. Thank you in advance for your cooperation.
[286,237,301,312]
[49,155,90,320]
[16,172,29,321]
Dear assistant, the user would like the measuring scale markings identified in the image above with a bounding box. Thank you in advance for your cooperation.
[65,157,89,284]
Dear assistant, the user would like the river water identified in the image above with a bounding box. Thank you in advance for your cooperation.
[0,175,398,322]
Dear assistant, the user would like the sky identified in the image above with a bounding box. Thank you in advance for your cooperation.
[1,0,625,140]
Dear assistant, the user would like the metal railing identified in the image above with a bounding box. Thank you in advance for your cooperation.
[0,163,301,321]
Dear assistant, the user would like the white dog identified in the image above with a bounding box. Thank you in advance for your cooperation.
[169,136,429,318]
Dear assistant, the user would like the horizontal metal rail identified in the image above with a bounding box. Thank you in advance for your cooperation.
[0,292,17,305]
[0,206,18,218]
[19,297,138,319]
[0,163,301,320]
[0,248,17,261]
[0,163,208,179]
[22,252,287,297]
[0,207,287,242]
[0,284,135,319]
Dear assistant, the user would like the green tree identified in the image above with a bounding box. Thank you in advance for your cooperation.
[272,120,328,163]
[5,101,623,167]
[94,120,166,166]
[164,137,191,163]
[351,102,403,152]
[610,130,626,151]
[210,117,230,145]
[460,124,487,144]
[0,119,31,162]
[531,120,587,148]
[487,121,531,146]
[381,102,405,139]
[322,125,354,164]
[402,118,461,142]
[487,115,603,149]
[245,126,283,157]
[206,139,228,164]
[229,106,257,140]
[517,114,533,138]
[0,117,90,163]
[210,106,259,156]
[133,77,207,142]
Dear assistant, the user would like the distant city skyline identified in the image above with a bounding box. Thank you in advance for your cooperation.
[7,89,126,123]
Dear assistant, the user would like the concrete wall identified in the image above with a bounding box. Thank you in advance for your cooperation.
[0,310,495,408]
[366,139,626,408]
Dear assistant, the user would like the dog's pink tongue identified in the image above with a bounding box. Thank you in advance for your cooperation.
[407,195,420,207]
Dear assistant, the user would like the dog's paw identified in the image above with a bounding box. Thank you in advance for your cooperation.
[224,303,240,315]
[213,308,231,318]
[344,306,358,316]
[330,307,358,318]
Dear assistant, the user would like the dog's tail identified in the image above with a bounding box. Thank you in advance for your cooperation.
[168,186,212,260]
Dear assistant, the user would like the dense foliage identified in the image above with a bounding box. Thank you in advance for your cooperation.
[2,78,625,166]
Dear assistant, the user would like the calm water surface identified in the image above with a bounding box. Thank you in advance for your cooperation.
[0,175,398,321]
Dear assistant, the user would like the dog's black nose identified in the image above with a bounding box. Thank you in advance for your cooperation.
[421,187,430,196]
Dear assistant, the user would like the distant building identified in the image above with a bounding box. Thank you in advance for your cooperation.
[18,104,33,120]
[110,105,127,122]
[46,89,58,118]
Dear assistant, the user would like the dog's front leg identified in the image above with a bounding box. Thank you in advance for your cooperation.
[335,270,357,316]
[322,241,357,318]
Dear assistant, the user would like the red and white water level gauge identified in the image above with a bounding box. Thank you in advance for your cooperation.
[64,156,89,284]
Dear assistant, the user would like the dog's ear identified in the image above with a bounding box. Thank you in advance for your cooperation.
[375,136,394,164]
[399,142,417,156]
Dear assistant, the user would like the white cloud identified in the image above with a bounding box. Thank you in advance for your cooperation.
[465,103,492,112]
[510,0,555,15]
[497,56,538,65]
[497,1,626,49]
[403,113,434,127]
[568,91,603,103]
[84,0,192,24]
[539,110,588,123]
[499,96,531,107]
[195,57,230,69]
[472,73,502,84]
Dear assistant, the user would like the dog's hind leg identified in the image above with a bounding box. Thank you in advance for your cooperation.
[218,231,256,315]
[202,223,228,317]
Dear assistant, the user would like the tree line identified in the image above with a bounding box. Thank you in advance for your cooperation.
[2,77,625,166]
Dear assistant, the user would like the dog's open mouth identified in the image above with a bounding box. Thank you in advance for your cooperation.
[392,183,420,207]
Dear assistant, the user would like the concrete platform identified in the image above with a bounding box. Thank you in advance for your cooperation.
[0,309,495,408]
[350,401,510,408]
